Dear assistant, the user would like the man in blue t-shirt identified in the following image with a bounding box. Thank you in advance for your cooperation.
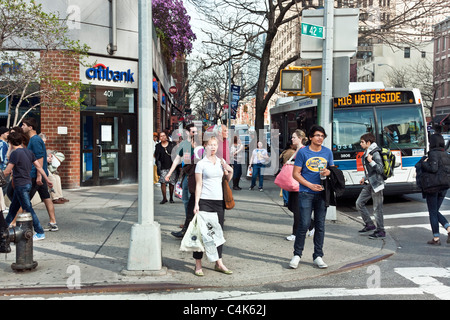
[289,125,333,270]
[22,118,58,232]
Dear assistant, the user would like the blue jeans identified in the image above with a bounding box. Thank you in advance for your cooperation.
[182,174,189,216]
[250,163,264,189]
[294,192,327,260]
[5,184,45,235]
[425,189,450,237]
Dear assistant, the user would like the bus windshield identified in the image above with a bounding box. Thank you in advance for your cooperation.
[376,105,426,150]
[333,105,426,154]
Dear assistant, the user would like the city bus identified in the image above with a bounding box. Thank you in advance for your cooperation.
[270,82,428,196]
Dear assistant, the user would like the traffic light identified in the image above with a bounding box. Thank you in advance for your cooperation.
[279,66,322,98]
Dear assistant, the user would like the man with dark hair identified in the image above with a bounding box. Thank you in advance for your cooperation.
[2,131,53,243]
[289,125,333,270]
[356,132,386,239]
[22,118,58,232]
[165,123,199,238]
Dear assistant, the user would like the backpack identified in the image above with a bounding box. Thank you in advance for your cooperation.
[371,147,395,180]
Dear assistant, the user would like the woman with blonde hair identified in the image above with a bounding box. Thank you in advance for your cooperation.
[193,136,234,276]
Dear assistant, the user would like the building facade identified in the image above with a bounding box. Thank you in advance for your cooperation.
[433,17,450,130]
[3,0,180,188]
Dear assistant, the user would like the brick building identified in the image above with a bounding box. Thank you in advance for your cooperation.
[3,1,179,188]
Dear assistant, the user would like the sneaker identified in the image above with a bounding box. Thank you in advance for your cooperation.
[286,234,296,241]
[249,186,254,191]
[369,231,386,239]
[308,228,315,237]
[33,233,45,241]
[313,257,328,269]
[289,255,301,269]
[259,188,263,192]
[44,223,59,232]
[358,224,376,233]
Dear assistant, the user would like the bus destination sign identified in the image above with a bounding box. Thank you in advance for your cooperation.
[334,91,415,107]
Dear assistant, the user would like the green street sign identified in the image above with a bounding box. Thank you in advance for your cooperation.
[301,22,325,39]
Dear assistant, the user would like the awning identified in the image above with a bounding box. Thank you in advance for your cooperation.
[433,113,450,125]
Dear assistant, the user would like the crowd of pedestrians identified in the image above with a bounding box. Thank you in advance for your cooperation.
[154,122,449,277]
[0,118,66,253]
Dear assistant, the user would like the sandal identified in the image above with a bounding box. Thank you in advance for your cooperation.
[194,269,204,277]
[214,265,233,275]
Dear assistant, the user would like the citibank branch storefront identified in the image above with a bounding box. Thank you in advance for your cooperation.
[79,56,138,186]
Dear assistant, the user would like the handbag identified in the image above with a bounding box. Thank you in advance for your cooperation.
[222,175,235,210]
[0,170,7,187]
[246,166,252,177]
[180,214,204,252]
[197,211,226,262]
[174,180,183,199]
[274,153,299,192]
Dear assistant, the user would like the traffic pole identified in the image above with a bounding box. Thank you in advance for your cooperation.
[127,0,162,271]
[321,0,336,220]
[320,0,334,147]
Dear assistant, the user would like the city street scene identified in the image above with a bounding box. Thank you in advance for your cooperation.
[0,0,449,308]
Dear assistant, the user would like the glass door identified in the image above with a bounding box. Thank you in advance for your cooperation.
[82,113,120,186]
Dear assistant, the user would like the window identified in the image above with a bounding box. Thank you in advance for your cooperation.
[333,109,375,152]
[377,106,426,150]
[404,47,410,58]
[421,51,426,58]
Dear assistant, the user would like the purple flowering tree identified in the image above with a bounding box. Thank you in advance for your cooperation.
[152,0,196,63]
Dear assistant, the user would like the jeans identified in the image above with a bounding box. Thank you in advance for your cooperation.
[181,175,189,216]
[5,184,45,234]
[250,163,264,189]
[425,189,450,237]
[356,184,384,232]
[293,192,327,260]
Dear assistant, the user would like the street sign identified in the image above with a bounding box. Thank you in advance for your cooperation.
[300,8,359,59]
[301,22,325,39]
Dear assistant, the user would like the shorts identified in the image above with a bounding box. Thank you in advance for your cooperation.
[29,177,51,201]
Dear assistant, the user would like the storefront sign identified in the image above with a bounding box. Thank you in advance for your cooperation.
[81,56,138,89]
[86,63,135,83]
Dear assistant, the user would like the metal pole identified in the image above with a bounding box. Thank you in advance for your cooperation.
[320,0,334,150]
[127,0,162,271]
[228,42,232,129]
[321,0,336,220]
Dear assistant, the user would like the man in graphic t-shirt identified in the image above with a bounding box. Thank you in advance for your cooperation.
[289,125,333,270]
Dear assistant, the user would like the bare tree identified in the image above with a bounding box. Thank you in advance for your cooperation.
[0,0,89,127]
[189,0,450,132]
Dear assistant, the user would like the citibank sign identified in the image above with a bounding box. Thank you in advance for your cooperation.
[86,63,135,83]
[81,57,138,89]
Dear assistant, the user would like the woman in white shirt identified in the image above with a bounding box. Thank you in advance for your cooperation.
[193,136,233,276]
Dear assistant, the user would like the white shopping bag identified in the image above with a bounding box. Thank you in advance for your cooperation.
[180,215,204,252]
[197,211,226,262]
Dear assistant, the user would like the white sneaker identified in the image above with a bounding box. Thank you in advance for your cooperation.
[308,228,315,237]
[285,234,296,241]
[289,255,301,269]
[313,257,328,269]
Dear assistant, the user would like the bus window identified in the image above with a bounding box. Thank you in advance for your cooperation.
[333,109,375,152]
[377,106,426,150]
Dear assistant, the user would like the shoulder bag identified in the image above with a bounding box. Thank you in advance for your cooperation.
[0,170,7,187]
[274,153,299,192]
[222,175,235,210]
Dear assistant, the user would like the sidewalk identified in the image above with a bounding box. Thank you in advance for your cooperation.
[0,178,396,295]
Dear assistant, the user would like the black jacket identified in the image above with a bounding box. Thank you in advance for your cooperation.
[419,147,450,195]
[323,166,345,207]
